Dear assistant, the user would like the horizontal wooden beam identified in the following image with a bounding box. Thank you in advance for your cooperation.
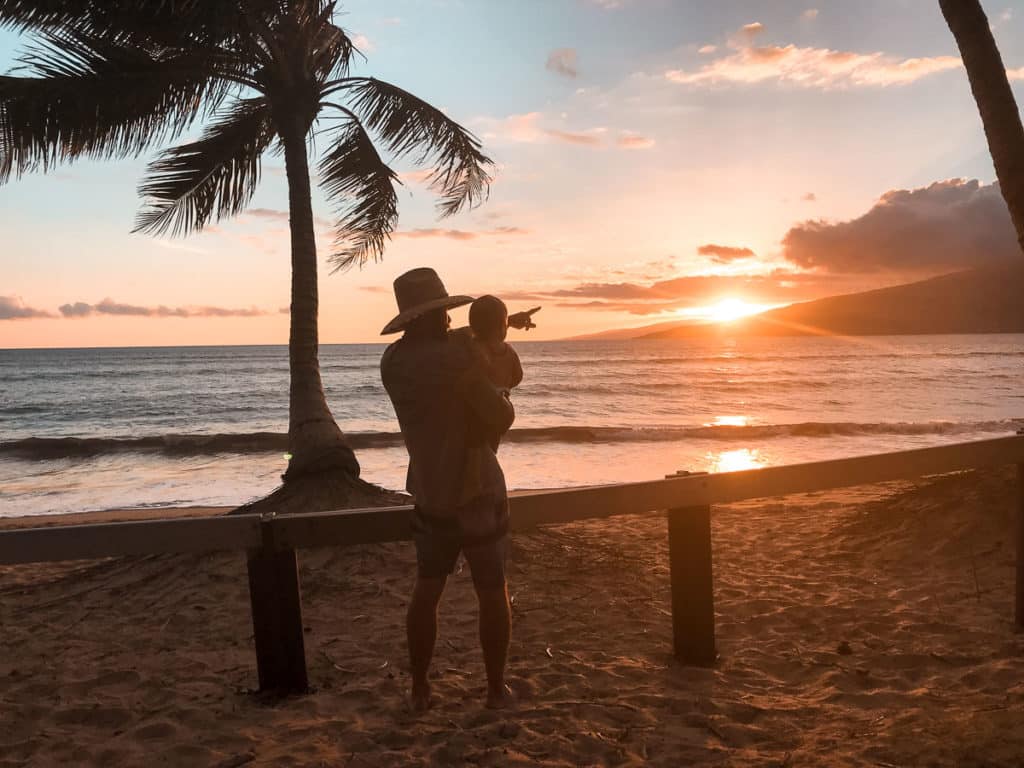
[4,435,1024,562]
[0,514,262,565]
[271,434,1024,548]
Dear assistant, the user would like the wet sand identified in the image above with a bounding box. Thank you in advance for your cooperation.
[2,467,1023,766]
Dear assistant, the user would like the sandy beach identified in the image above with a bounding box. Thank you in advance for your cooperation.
[2,467,1024,767]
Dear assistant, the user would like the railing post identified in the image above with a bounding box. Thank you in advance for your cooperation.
[1017,463,1024,630]
[246,513,308,693]
[667,500,716,665]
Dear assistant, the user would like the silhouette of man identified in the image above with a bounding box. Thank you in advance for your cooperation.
[380,267,520,710]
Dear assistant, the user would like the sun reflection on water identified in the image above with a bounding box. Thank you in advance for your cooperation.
[707,447,764,473]
[707,415,749,427]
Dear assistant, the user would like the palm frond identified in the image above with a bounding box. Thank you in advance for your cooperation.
[310,17,355,81]
[134,98,274,236]
[318,116,399,271]
[0,29,233,181]
[0,1,253,49]
[335,77,493,217]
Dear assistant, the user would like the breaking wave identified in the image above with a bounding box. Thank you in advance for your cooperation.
[2,420,1020,460]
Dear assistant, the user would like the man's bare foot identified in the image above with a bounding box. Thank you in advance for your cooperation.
[485,683,516,709]
[410,680,433,712]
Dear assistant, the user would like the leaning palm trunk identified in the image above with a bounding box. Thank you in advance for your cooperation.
[940,0,1024,251]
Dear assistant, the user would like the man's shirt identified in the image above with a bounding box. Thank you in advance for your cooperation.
[381,332,514,513]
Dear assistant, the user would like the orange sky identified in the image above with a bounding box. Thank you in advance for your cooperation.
[3,1,1022,348]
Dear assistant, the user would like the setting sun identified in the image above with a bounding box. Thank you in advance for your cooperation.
[688,297,775,324]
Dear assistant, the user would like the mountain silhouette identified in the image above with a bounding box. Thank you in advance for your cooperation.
[578,265,1024,340]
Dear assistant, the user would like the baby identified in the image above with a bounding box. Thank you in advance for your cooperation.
[468,295,524,402]
[456,295,535,504]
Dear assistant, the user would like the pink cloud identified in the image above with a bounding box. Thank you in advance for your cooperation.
[394,226,530,240]
[617,132,655,149]
[544,129,602,146]
[668,23,961,88]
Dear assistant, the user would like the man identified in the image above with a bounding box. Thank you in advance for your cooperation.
[380,267,531,711]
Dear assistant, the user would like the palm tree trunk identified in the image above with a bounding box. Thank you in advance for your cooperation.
[279,116,360,482]
[940,0,1024,252]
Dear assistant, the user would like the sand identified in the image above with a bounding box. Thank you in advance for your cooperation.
[2,467,1024,766]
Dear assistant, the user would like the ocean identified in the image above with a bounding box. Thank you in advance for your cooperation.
[2,335,1023,517]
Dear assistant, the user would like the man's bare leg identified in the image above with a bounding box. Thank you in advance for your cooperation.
[407,575,446,711]
[475,581,513,708]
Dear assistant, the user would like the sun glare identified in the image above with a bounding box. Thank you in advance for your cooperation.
[707,448,764,473]
[704,297,767,323]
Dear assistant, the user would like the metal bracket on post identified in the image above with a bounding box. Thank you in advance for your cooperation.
[246,509,309,694]
[665,470,709,479]
[664,470,716,665]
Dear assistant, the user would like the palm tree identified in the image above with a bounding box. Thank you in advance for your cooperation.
[0,1,493,510]
[939,0,1024,251]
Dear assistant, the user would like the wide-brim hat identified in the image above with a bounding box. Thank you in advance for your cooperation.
[381,267,473,335]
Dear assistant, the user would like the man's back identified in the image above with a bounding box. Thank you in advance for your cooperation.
[381,333,512,512]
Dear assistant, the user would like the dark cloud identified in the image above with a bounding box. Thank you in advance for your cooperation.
[697,244,756,263]
[1,296,54,319]
[546,48,579,78]
[782,179,1017,273]
[59,298,268,318]
[58,302,94,318]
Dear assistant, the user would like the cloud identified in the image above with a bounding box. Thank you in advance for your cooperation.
[801,8,819,20]
[544,128,603,146]
[782,178,1018,274]
[616,131,655,149]
[475,113,608,147]
[667,22,961,88]
[398,169,435,184]
[802,192,817,201]
[381,16,401,25]
[697,244,756,263]
[736,22,765,43]
[247,208,288,221]
[394,226,529,241]
[502,270,835,315]
[351,33,374,52]
[59,298,270,318]
[245,207,333,229]
[698,45,717,55]
[1008,67,1024,81]
[0,296,54,319]
[546,48,579,78]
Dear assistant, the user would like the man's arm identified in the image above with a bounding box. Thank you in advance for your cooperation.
[493,344,523,388]
[459,365,515,436]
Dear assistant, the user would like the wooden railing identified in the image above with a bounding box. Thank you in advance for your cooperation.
[3,434,1024,693]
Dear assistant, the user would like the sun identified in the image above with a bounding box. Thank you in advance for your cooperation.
[703,297,767,323]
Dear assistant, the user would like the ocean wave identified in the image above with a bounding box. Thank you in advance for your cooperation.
[2,420,1021,459]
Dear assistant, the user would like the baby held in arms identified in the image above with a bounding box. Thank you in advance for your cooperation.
[457,295,539,451]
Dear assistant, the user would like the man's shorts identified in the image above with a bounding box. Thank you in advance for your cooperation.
[411,495,509,589]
